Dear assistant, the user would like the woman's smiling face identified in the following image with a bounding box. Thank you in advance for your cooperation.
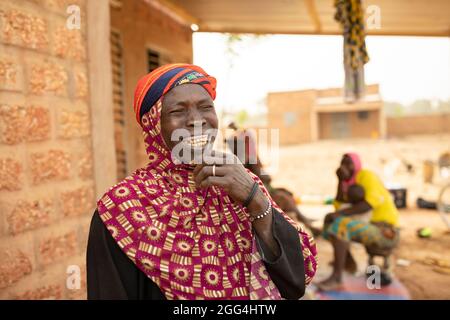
[160,83,218,155]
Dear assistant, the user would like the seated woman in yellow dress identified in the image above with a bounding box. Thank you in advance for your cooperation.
[318,153,399,291]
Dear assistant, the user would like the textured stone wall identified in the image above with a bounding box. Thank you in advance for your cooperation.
[0,0,92,299]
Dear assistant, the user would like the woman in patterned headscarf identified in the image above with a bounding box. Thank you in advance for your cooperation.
[86,64,317,300]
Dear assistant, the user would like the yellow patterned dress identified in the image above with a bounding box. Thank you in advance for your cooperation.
[323,169,400,248]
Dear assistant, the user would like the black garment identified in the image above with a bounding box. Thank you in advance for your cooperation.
[87,208,305,300]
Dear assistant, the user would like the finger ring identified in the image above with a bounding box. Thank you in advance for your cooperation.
[212,164,216,177]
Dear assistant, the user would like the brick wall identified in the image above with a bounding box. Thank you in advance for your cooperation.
[318,110,381,139]
[267,90,317,145]
[0,0,92,299]
[267,85,383,145]
[387,114,450,137]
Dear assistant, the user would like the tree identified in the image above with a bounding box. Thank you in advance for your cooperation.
[384,101,405,117]
[236,110,249,127]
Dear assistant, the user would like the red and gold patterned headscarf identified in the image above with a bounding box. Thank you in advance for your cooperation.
[96,64,317,299]
[133,64,216,126]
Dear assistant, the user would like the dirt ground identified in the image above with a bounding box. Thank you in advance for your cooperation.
[263,134,450,299]
[392,209,450,299]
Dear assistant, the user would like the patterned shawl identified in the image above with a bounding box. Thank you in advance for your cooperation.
[96,64,317,299]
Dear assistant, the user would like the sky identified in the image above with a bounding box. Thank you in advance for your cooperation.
[193,33,450,115]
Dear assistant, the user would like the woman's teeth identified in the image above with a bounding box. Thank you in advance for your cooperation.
[184,135,208,147]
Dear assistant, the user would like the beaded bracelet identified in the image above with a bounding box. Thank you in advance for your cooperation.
[242,182,259,208]
[249,200,272,222]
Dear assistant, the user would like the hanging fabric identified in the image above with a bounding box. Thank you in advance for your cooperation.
[335,0,370,102]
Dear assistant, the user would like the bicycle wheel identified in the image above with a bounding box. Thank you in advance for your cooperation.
[437,183,450,229]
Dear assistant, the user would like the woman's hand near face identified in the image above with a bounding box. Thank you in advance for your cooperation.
[193,151,279,257]
[335,167,348,202]
[336,167,346,181]
[192,151,269,215]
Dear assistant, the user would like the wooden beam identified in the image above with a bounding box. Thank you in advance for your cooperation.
[197,26,450,37]
[145,0,200,27]
[109,0,122,9]
[365,28,450,37]
[305,0,322,33]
